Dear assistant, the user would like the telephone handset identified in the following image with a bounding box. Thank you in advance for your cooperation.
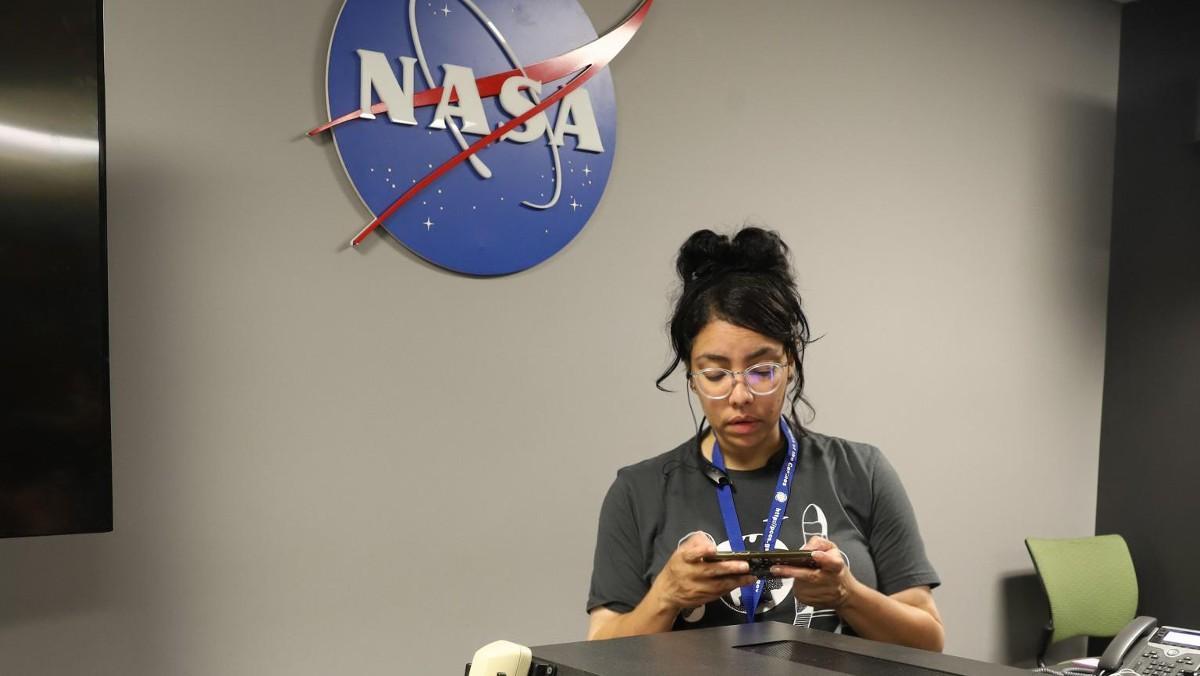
[1096,616,1200,676]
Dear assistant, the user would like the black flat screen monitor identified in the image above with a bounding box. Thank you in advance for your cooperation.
[0,1,111,538]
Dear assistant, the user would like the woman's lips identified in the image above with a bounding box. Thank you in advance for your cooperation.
[725,419,761,434]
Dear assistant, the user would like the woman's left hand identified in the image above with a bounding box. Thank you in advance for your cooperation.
[770,536,857,609]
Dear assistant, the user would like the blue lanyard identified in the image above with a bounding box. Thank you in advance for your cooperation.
[710,417,799,623]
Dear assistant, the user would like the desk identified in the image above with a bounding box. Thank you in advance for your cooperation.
[530,623,1031,676]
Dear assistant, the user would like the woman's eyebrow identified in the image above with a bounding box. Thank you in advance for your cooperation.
[744,346,780,362]
[695,346,781,364]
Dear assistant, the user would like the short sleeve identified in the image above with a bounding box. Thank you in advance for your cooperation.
[586,472,650,614]
[867,451,941,596]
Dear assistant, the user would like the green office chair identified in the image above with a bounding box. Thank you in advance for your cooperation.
[1025,535,1139,667]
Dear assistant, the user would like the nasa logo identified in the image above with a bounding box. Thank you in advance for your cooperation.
[311,0,652,275]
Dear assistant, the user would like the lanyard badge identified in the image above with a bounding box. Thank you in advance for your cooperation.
[710,416,799,623]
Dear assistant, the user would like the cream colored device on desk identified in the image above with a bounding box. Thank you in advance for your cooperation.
[467,640,532,676]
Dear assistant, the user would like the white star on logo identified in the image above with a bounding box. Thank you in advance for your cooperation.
[582,164,592,177]
[440,4,451,16]
[423,217,434,230]
[569,197,581,211]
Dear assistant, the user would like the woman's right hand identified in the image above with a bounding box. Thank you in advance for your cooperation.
[648,532,758,612]
[587,532,758,640]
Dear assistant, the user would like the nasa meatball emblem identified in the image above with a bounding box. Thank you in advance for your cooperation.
[309,0,652,275]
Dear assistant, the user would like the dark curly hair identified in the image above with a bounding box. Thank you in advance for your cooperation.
[656,227,814,429]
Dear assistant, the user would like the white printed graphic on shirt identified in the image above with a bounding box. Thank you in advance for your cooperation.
[678,504,847,631]
[794,503,845,629]
[717,530,795,617]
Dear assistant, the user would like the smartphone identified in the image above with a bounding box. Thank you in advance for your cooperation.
[701,550,818,577]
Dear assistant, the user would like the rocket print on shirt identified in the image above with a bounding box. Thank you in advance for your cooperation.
[793,503,845,631]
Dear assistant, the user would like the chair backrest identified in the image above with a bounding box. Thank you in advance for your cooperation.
[1025,534,1139,645]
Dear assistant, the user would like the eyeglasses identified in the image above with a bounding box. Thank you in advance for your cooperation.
[687,362,788,400]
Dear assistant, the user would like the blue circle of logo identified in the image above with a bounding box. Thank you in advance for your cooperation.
[326,0,617,275]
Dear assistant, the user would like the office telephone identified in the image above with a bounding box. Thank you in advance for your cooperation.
[1096,617,1200,676]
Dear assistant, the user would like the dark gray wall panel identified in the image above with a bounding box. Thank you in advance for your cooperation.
[1097,0,1200,630]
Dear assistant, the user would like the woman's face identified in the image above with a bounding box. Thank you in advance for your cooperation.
[688,319,790,456]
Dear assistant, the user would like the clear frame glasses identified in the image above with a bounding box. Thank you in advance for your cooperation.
[688,362,788,400]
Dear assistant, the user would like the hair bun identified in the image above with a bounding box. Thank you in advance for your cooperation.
[731,227,791,277]
[675,229,730,282]
[676,226,792,285]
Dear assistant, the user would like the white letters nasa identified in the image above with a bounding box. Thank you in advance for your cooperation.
[497,76,546,143]
[429,64,489,134]
[356,50,603,153]
[551,88,603,152]
[356,50,417,125]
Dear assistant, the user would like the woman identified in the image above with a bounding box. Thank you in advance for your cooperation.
[586,227,944,650]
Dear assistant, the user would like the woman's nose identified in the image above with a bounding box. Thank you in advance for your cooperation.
[728,376,755,405]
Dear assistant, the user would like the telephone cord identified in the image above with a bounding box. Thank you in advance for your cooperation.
[1031,667,1125,676]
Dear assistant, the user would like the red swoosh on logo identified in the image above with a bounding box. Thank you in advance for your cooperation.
[308,0,653,247]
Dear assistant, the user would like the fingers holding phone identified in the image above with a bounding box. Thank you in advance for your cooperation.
[702,549,819,577]
[649,532,758,612]
[770,536,855,610]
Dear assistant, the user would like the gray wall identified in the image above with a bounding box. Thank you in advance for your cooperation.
[0,0,1119,673]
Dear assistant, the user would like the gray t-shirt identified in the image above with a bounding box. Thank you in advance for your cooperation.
[587,428,940,632]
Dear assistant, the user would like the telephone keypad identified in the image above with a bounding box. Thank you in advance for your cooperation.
[1116,625,1200,675]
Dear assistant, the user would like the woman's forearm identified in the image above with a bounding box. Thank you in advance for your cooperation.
[837,582,944,652]
[587,588,679,640]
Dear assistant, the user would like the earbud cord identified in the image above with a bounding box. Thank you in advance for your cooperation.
[686,378,706,450]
